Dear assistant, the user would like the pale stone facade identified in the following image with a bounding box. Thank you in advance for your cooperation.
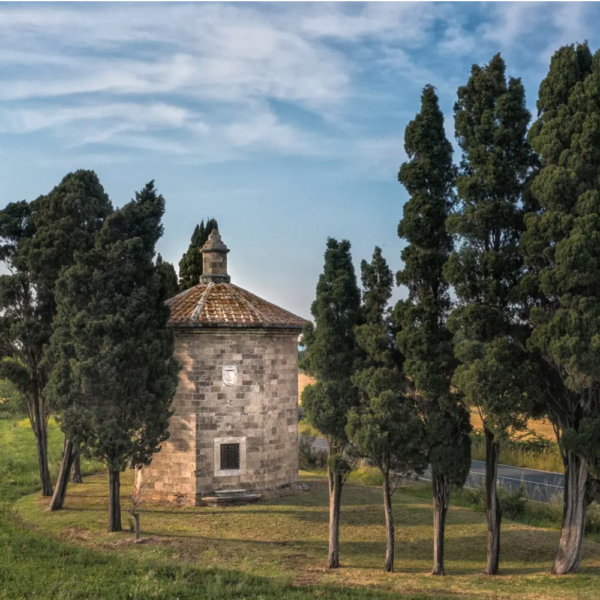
[140,230,306,506]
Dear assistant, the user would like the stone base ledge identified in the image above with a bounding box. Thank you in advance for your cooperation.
[142,480,308,508]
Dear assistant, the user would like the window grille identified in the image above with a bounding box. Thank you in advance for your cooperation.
[220,443,240,471]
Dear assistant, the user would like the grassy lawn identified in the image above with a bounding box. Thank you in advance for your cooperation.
[12,444,600,598]
[0,418,409,600]
[3,416,600,599]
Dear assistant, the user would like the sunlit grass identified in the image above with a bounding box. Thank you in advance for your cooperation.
[16,460,600,599]
[4,416,600,600]
[0,418,421,600]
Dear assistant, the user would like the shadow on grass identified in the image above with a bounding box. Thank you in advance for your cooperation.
[136,526,563,572]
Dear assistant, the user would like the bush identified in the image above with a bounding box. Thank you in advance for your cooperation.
[450,482,526,519]
[499,484,527,519]
[298,433,328,471]
[348,462,384,487]
[0,380,24,419]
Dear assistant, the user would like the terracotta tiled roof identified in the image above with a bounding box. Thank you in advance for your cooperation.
[166,282,308,330]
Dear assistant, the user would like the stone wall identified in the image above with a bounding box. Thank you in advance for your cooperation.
[142,328,299,506]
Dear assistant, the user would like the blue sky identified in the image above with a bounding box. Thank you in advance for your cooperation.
[0,2,595,319]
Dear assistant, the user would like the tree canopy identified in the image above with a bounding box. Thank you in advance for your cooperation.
[520,42,600,575]
[348,247,426,572]
[301,237,362,569]
[0,170,113,495]
[156,253,179,299]
[301,238,362,448]
[178,218,218,291]
[397,85,471,575]
[443,53,536,575]
[46,181,179,531]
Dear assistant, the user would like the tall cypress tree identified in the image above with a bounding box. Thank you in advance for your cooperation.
[347,247,427,573]
[396,85,472,576]
[46,181,179,532]
[301,238,361,569]
[520,43,600,574]
[32,171,113,509]
[178,218,218,291]
[0,170,112,497]
[444,54,536,575]
[156,254,179,299]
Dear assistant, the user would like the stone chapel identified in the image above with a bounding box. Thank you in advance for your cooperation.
[140,229,307,506]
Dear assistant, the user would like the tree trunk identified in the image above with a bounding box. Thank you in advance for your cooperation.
[327,461,334,498]
[134,513,141,540]
[32,401,53,496]
[484,426,501,575]
[382,469,395,572]
[552,450,588,575]
[328,469,342,568]
[432,473,450,576]
[49,436,76,511]
[71,452,83,483]
[108,470,122,532]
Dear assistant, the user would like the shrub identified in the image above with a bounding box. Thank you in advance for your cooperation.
[499,484,527,519]
[298,433,328,471]
[0,380,24,419]
[451,482,526,519]
[348,462,384,487]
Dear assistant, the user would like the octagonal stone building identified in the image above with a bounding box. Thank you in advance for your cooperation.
[140,230,307,506]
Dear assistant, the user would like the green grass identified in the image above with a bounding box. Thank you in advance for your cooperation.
[404,480,600,542]
[4,417,600,599]
[10,422,600,600]
[0,418,440,600]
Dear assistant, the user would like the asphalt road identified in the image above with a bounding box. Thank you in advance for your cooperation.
[311,438,564,503]
[462,460,564,503]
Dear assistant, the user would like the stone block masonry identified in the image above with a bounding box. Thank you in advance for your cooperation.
[142,329,299,506]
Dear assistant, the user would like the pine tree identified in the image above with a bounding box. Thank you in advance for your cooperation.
[156,254,179,299]
[520,42,600,574]
[301,238,361,569]
[46,181,180,532]
[178,218,218,291]
[347,247,427,573]
[396,85,472,576]
[444,54,536,575]
[0,170,112,497]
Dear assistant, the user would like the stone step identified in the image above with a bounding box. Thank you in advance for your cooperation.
[214,489,247,496]
[201,490,262,507]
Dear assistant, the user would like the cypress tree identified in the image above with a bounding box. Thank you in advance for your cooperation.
[444,54,536,575]
[520,42,600,574]
[347,247,427,573]
[71,452,83,483]
[301,238,361,569]
[396,85,472,576]
[178,218,218,291]
[156,254,179,299]
[32,171,113,509]
[46,181,180,532]
[0,170,112,497]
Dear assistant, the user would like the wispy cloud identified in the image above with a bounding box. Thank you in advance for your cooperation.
[0,2,597,170]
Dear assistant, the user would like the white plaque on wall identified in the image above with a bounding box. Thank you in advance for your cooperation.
[222,365,238,386]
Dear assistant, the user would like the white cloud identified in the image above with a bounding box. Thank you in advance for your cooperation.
[0,103,190,134]
[0,2,597,168]
[0,4,348,108]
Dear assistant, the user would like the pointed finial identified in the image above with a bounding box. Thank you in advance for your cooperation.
[200,229,230,283]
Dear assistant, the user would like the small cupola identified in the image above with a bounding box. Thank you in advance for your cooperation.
[200,229,230,284]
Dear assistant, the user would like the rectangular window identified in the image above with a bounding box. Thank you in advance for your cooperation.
[220,443,240,471]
